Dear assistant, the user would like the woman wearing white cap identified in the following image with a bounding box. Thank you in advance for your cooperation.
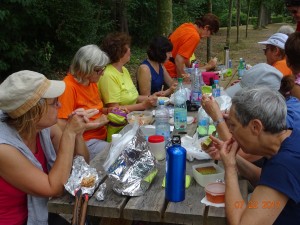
[0,71,99,225]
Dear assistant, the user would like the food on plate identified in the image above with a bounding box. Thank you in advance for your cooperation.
[81,175,96,187]
[201,137,212,150]
[127,111,153,125]
[196,166,217,175]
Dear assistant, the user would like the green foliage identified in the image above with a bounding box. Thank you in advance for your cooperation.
[0,0,292,81]
[271,15,284,23]
[126,0,158,46]
[219,10,248,27]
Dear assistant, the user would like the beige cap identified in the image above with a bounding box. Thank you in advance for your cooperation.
[0,70,65,118]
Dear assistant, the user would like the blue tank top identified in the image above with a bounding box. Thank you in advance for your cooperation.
[141,59,164,94]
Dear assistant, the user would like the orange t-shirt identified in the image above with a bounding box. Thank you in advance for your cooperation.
[58,74,106,141]
[273,59,292,77]
[164,23,200,78]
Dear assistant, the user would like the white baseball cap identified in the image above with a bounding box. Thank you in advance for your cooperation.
[258,33,289,50]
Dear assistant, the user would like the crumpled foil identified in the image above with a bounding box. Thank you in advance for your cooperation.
[95,183,107,201]
[64,156,103,196]
[107,127,157,196]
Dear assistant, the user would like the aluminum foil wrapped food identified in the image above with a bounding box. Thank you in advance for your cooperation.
[95,183,107,201]
[107,127,157,196]
[64,156,103,196]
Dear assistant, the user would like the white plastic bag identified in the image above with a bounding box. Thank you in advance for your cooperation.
[103,122,139,171]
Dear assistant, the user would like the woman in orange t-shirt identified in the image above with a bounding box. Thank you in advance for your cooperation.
[58,45,110,160]
[164,13,220,78]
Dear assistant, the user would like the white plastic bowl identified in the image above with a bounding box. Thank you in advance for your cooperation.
[192,162,224,187]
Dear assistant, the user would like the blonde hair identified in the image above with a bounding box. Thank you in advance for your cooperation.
[6,99,47,139]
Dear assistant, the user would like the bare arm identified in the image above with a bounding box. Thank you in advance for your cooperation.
[137,64,152,96]
[106,95,157,112]
[290,84,300,100]
[175,54,188,78]
[216,139,287,225]
[0,113,90,197]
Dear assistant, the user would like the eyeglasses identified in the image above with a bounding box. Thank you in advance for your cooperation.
[94,66,106,75]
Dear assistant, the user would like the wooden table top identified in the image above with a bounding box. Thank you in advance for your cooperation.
[48,110,248,225]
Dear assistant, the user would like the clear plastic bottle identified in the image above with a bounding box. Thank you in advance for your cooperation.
[174,78,187,130]
[197,107,210,138]
[238,58,245,79]
[190,64,202,106]
[212,80,220,97]
[155,100,170,141]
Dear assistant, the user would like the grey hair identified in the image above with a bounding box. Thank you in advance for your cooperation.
[232,86,287,134]
[70,44,110,83]
[277,25,295,36]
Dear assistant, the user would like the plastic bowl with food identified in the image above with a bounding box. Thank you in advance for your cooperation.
[157,97,170,105]
[205,182,225,204]
[192,162,224,187]
[127,111,153,125]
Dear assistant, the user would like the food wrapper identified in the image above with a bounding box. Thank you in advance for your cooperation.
[107,126,157,196]
[64,156,103,196]
[95,183,107,201]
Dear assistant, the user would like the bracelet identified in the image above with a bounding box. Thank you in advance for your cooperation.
[213,118,225,127]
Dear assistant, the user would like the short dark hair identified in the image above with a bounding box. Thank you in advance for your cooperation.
[195,13,220,34]
[285,32,300,71]
[147,36,173,63]
[101,32,131,63]
[285,0,300,7]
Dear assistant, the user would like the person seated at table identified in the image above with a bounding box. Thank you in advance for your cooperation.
[202,63,300,165]
[210,86,300,225]
[98,32,157,111]
[137,36,177,96]
[258,33,292,76]
[164,13,220,78]
[57,44,110,160]
[277,24,295,36]
[0,70,97,225]
[285,31,300,100]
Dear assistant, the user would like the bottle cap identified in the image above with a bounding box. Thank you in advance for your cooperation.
[171,135,181,145]
[158,100,164,105]
[178,78,183,83]
[148,135,164,143]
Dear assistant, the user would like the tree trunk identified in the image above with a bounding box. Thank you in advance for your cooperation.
[236,0,241,43]
[157,0,173,37]
[246,0,251,38]
[226,0,233,47]
[257,0,263,29]
[120,0,129,33]
[207,0,212,62]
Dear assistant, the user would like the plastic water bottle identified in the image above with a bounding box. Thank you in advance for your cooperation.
[224,46,229,69]
[190,64,202,106]
[198,107,210,138]
[155,100,170,141]
[174,78,187,130]
[238,58,245,79]
[166,135,186,202]
[212,80,220,97]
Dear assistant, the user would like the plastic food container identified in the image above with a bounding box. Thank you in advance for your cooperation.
[127,111,153,125]
[192,162,224,187]
[205,182,225,203]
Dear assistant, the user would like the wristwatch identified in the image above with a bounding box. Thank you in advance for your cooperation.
[213,118,225,127]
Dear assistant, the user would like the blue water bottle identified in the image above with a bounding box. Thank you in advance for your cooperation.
[165,135,186,202]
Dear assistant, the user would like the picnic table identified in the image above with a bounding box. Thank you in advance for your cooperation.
[48,111,248,225]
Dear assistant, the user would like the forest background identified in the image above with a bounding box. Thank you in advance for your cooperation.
[0,0,295,82]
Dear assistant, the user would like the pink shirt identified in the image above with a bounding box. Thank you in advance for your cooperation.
[0,135,48,225]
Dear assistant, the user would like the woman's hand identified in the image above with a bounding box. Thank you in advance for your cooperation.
[201,95,223,121]
[142,95,157,109]
[210,136,239,169]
